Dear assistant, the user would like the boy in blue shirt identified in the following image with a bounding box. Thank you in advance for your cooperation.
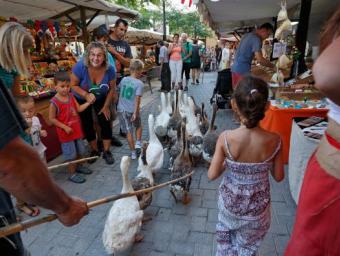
[117,59,144,159]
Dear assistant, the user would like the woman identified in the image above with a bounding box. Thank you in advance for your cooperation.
[285,8,340,255]
[168,33,183,90]
[0,22,41,218]
[70,41,116,165]
[190,39,201,85]
[0,22,32,95]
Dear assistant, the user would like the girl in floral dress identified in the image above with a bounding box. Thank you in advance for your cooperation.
[208,76,284,256]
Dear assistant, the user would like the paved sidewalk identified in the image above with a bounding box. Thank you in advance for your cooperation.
[22,72,296,256]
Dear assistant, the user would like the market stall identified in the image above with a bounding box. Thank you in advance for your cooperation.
[0,0,138,161]
[288,116,327,204]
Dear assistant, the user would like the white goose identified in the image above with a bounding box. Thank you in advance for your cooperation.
[166,92,173,115]
[155,92,170,138]
[147,114,164,172]
[102,156,144,254]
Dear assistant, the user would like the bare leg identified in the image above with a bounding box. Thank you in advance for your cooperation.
[89,140,98,152]
[103,139,111,152]
[136,126,142,143]
[182,191,191,205]
[126,132,135,151]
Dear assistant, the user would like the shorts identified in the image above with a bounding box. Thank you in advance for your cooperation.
[118,111,141,133]
[61,139,87,161]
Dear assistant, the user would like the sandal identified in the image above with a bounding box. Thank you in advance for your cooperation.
[17,204,40,217]
[68,173,86,184]
[76,166,93,175]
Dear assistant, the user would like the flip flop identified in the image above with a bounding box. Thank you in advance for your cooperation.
[68,174,86,184]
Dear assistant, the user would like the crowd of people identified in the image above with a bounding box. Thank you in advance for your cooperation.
[0,6,339,256]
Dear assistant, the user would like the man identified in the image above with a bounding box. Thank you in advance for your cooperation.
[215,44,222,69]
[180,33,192,91]
[159,41,171,92]
[231,23,275,88]
[108,18,133,138]
[0,79,88,256]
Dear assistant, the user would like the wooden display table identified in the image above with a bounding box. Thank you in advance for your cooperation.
[260,104,328,164]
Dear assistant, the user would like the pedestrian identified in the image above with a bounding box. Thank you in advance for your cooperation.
[285,8,340,255]
[117,59,144,160]
[168,33,183,90]
[190,39,201,85]
[215,43,222,69]
[49,71,93,183]
[231,23,275,89]
[180,33,192,91]
[107,18,133,138]
[159,40,171,92]
[208,76,284,255]
[70,41,116,165]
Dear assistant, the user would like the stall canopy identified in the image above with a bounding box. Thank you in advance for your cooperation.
[125,27,173,45]
[0,0,139,21]
[196,0,338,45]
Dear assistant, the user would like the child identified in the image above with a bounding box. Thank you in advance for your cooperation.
[117,59,144,159]
[208,76,284,256]
[15,95,47,216]
[49,71,92,184]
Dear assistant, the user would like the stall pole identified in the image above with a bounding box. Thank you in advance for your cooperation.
[295,0,312,74]
[80,6,89,45]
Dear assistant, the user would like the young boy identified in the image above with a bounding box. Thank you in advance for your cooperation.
[49,71,92,184]
[117,59,144,159]
[15,95,47,216]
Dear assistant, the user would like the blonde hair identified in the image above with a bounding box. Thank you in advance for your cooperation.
[129,59,144,73]
[83,41,109,69]
[0,22,33,77]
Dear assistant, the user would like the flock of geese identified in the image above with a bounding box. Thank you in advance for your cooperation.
[102,90,220,254]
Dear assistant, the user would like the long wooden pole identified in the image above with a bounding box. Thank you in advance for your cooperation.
[47,156,99,170]
[0,171,194,238]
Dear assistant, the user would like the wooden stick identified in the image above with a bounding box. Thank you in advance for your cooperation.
[48,156,99,170]
[0,171,194,238]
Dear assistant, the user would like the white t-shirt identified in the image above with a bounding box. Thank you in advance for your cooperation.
[31,116,47,159]
[219,47,231,71]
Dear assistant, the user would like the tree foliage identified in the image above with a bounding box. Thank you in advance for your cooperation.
[108,0,212,38]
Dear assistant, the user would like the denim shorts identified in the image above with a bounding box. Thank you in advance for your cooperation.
[61,139,87,161]
[118,111,141,133]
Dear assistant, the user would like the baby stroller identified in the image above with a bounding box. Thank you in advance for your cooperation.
[210,68,233,109]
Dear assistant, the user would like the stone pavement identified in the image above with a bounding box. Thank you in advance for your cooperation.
[22,72,296,256]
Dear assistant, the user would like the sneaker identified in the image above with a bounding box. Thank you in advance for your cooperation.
[135,142,142,157]
[103,150,114,165]
[68,173,86,184]
[131,151,137,160]
[111,136,123,147]
[119,128,127,138]
[76,166,93,175]
[196,79,200,84]
[184,86,188,91]
[88,150,100,164]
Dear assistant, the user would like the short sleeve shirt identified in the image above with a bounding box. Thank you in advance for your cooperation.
[0,79,27,255]
[72,61,116,100]
[231,32,262,74]
[159,46,169,63]
[107,38,132,78]
[117,76,144,113]
[181,42,193,63]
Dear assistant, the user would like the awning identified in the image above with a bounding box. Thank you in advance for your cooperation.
[126,27,173,45]
[0,0,139,21]
[196,0,338,44]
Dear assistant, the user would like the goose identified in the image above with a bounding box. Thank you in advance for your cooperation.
[102,156,144,254]
[166,92,173,115]
[199,103,209,135]
[167,90,182,143]
[170,119,193,205]
[189,96,201,116]
[168,124,182,170]
[146,114,164,172]
[203,103,219,163]
[132,142,153,210]
[155,92,170,138]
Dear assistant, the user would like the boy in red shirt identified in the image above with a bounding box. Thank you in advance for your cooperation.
[49,72,92,183]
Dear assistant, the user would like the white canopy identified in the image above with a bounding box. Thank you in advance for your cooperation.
[0,0,139,21]
[126,27,172,45]
[196,0,338,44]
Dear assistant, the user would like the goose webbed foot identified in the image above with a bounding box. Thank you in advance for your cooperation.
[135,234,144,243]
[182,191,191,205]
